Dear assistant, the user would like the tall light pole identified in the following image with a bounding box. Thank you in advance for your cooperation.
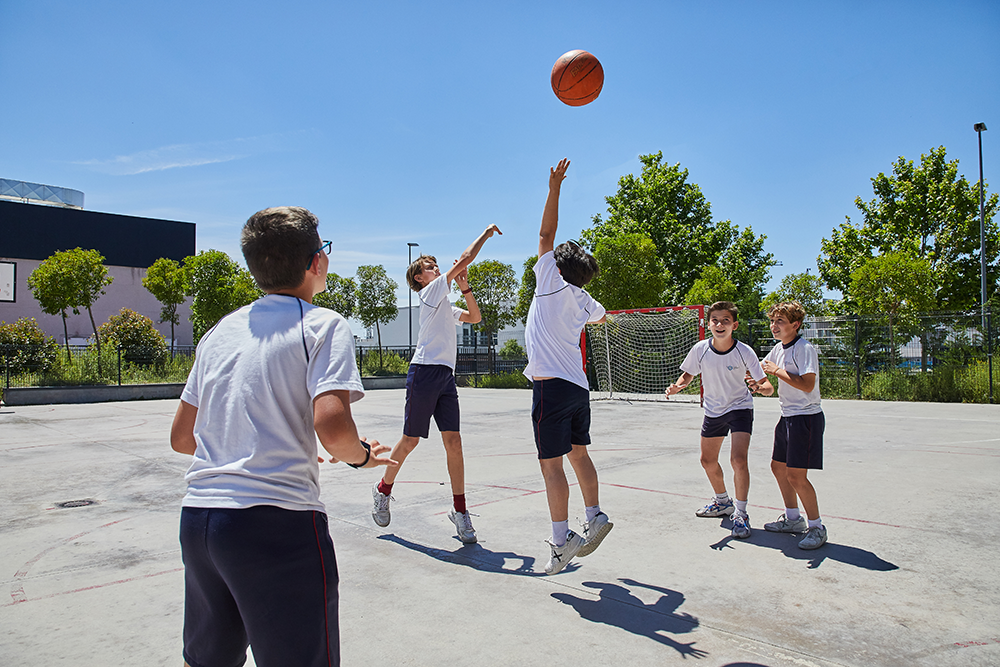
[975,123,988,324]
[407,242,419,358]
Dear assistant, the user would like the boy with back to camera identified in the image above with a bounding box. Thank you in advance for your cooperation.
[170,206,397,667]
[756,300,829,550]
[524,158,612,575]
[665,301,772,539]
[371,224,502,544]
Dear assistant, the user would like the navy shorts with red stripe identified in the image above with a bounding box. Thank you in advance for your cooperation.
[531,377,591,459]
[772,412,825,470]
[403,364,460,438]
[180,505,340,667]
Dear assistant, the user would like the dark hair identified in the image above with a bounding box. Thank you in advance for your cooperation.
[554,241,599,288]
[406,254,438,292]
[241,206,321,291]
[707,301,739,321]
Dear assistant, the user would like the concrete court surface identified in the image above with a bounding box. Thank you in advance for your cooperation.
[1,389,999,667]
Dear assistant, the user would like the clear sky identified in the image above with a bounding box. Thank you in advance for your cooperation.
[2,1,997,313]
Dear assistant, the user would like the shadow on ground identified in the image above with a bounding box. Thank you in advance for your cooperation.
[376,533,583,576]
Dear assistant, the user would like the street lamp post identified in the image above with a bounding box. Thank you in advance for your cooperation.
[974,122,991,403]
[407,243,419,358]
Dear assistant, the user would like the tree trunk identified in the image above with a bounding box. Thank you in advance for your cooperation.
[61,312,71,364]
[376,322,383,369]
[88,306,101,374]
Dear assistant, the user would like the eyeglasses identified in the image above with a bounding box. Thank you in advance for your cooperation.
[307,240,332,269]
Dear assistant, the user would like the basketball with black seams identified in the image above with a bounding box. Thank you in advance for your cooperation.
[551,50,604,106]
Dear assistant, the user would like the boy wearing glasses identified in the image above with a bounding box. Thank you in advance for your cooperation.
[371,224,502,544]
[170,206,397,667]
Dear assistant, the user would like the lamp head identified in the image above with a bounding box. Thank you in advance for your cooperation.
[974,123,987,132]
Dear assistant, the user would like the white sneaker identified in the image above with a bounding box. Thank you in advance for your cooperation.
[371,483,392,527]
[544,530,585,575]
[798,525,828,550]
[448,509,478,544]
[577,512,613,557]
[764,513,807,533]
[731,511,751,539]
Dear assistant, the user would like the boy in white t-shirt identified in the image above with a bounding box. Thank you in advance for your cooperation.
[757,300,828,550]
[371,224,502,544]
[524,158,611,575]
[665,301,772,539]
[170,206,397,667]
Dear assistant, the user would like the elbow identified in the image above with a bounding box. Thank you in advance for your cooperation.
[467,314,482,325]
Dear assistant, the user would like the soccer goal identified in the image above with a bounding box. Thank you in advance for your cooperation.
[584,306,705,403]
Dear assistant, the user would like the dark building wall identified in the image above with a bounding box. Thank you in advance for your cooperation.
[0,199,195,267]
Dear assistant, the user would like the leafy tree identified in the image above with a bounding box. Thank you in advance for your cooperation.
[183,250,262,342]
[498,338,526,360]
[819,146,999,311]
[313,271,357,318]
[716,226,776,318]
[456,259,519,364]
[761,272,828,316]
[354,264,398,368]
[515,255,538,324]
[96,308,168,366]
[683,265,738,307]
[587,232,668,310]
[581,151,736,303]
[142,257,187,355]
[850,252,935,367]
[0,317,60,375]
[27,248,113,367]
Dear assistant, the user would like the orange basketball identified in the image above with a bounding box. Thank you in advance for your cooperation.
[551,50,604,107]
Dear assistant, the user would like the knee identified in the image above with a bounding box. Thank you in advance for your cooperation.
[700,454,719,469]
[441,433,463,453]
[398,436,420,455]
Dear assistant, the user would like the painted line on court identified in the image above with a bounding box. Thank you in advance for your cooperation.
[2,568,183,607]
[911,449,1000,458]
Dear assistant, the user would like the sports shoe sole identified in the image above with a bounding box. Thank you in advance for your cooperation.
[577,520,613,557]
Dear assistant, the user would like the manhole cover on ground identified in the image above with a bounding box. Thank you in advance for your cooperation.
[56,499,98,508]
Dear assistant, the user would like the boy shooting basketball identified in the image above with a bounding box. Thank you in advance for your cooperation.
[524,158,612,575]
[665,301,771,539]
[371,224,502,544]
[757,301,828,550]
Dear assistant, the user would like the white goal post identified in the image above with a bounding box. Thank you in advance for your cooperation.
[584,306,705,403]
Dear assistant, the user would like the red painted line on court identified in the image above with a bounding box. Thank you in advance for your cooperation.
[954,638,1000,648]
[911,449,1000,458]
[3,568,183,607]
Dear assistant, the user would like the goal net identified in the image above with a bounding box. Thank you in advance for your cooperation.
[585,306,705,403]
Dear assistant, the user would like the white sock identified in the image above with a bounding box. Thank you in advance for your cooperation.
[551,520,569,546]
[786,507,801,521]
[808,517,823,529]
[715,492,730,502]
[585,505,601,523]
[735,500,748,514]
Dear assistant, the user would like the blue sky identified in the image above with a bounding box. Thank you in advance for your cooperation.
[2,1,998,310]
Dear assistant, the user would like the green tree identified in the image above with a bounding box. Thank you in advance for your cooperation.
[683,265,738,307]
[587,232,668,310]
[851,252,935,367]
[515,255,538,324]
[27,247,113,367]
[354,264,398,368]
[313,271,357,318]
[761,272,828,316]
[0,317,60,375]
[183,250,262,342]
[142,257,187,355]
[498,338,526,360]
[581,151,736,303]
[716,226,776,319]
[819,146,999,311]
[96,308,168,366]
[457,260,519,364]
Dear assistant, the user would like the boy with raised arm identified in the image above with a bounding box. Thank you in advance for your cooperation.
[758,300,828,550]
[665,301,771,539]
[371,224,502,544]
[170,206,396,667]
[524,158,612,575]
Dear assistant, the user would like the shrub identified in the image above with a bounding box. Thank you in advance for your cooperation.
[359,350,410,376]
[467,372,531,389]
[0,317,60,375]
[96,308,168,366]
[498,339,526,360]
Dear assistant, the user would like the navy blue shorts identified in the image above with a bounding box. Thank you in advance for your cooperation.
[701,408,754,438]
[403,364,460,438]
[180,506,340,667]
[772,412,825,470]
[532,378,591,459]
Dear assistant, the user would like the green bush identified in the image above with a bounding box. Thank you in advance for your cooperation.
[0,317,60,375]
[359,350,410,376]
[467,371,532,389]
[498,339,526,360]
[96,308,168,366]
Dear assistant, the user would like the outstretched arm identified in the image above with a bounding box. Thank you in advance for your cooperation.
[455,264,481,324]
[664,372,695,398]
[539,158,570,257]
[313,390,397,469]
[445,224,502,284]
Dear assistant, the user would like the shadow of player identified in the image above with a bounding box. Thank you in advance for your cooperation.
[551,578,707,659]
[709,518,898,571]
[376,533,580,576]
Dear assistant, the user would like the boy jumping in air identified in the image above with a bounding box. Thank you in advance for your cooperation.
[524,158,612,575]
[371,224,502,544]
[665,301,771,539]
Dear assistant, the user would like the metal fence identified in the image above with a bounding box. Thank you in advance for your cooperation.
[1,344,197,390]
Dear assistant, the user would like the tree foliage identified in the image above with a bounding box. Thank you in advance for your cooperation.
[0,317,60,375]
[715,226,775,318]
[96,308,169,366]
[761,272,828,317]
[313,271,357,318]
[354,264,398,366]
[143,257,187,352]
[819,146,999,311]
[456,259,519,356]
[683,265,738,308]
[183,250,262,343]
[581,151,736,303]
[587,232,668,310]
[515,255,538,325]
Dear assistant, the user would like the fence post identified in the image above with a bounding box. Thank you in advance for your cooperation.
[854,315,861,399]
[989,307,994,404]
[117,345,122,386]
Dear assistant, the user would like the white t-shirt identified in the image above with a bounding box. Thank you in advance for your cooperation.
[764,336,823,416]
[180,294,365,512]
[523,250,606,389]
[680,338,766,418]
[410,274,464,369]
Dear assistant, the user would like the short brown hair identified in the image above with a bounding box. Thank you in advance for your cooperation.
[241,206,321,291]
[707,301,739,321]
[768,300,806,326]
[406,254,437,292]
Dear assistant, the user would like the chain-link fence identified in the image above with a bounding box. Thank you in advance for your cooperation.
[2,344,197,390]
